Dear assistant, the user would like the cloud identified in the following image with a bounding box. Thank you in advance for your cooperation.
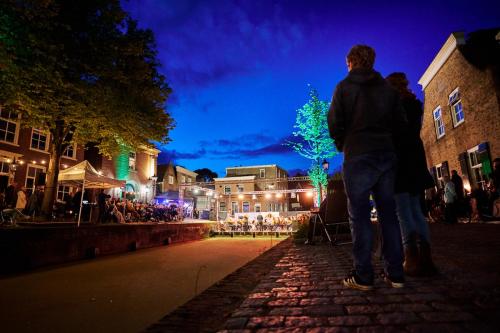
[159,134,299,163]
[125,0,305,89]
[158,148,207,163]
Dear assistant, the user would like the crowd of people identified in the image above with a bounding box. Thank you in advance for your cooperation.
[0,182,45,217]
[213,213,309,233]
[425,160,500,224]
[95,191,186,223]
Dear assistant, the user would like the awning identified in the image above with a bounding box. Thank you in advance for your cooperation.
[58,160,125,189]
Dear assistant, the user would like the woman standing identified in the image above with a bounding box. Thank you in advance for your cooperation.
[386,72,438,276]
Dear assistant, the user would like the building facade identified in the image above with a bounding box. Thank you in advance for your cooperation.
[85,144,159,202]
[418,30,500,191]
[156,162,198,201]
[214,164,289,219]
[0,108,84,198]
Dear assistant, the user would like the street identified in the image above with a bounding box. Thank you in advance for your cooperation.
[0,237,283,333]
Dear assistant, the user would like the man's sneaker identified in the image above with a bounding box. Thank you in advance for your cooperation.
[383,273,405,288]
[342,271,374,291]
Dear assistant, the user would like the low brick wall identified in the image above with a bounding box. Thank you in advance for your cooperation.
[0,223,211,274]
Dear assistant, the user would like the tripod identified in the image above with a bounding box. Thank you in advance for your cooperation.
[309,180,351,246]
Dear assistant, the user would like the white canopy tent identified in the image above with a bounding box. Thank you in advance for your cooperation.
[58,160,125,226]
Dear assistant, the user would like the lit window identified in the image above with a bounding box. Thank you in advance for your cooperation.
[433,106,445,139]
[25,165,45,195]
[449,88,464,127]
[168,175,174,184]
[255,203,261,212]
[63,144,76,158]
[0,161,10,174]
[31,129,48,151]
[128,152,136,170]
[181,175,186,183]
[0,109,19,144]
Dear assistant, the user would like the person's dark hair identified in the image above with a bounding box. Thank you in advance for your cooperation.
[451,170,458,175]
[385,72,416,99]
[346,45,376,69]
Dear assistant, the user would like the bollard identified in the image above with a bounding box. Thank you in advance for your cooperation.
[276,232,279,238]
[231,232,234,238]
[253,232,256,238]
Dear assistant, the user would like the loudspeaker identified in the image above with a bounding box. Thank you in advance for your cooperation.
[36,172,46,186]
[323,179,349,223]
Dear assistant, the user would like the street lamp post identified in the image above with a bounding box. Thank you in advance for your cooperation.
[318,159,329,205]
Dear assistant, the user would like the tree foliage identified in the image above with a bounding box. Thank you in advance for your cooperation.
[194,168,218,183]
[286,86,337,203]
[0,0,174,214]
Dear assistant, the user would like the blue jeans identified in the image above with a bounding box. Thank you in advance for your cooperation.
[394,193,430,245]
[343,152,404,283]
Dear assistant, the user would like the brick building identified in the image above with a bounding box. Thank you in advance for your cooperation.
[418,29,500,191]
[214,164,289,219]
[156,162,198,202]
[0,108,84,198]
[85,144,159,202]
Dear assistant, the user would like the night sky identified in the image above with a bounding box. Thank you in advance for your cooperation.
[122,0,500,177]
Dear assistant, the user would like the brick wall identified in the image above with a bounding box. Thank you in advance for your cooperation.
[421,48,500,176]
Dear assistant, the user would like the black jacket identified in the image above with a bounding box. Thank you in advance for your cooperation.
[394,97,434,193]
[328,68,407,160]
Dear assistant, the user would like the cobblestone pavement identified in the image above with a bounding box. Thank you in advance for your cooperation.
[218,223,500,332]
[148,223,500,332]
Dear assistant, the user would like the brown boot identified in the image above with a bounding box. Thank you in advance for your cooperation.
[403,244,420,276]
[418,241,438,276]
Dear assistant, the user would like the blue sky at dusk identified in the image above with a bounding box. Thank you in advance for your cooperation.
[122,0,500,177]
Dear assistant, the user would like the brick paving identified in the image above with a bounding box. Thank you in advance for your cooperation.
[149,223,500,332]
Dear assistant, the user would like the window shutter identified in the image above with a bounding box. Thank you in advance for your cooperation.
[458,152,470,183]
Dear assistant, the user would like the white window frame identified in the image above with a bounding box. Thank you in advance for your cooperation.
[128,152,136,171]
[259,169,265,178]
[181,175,186,183]
[57,185,72,201]
[231,201,238,214]
[434,163,444,188]
[25,164,46,194]
[467,145,486,189]
[0,107,21,146]
[30,128,50,152]
[433,106,445,139]
[219,201,226,212]
[187,177,192,183]
[254,203,261,212]
[224,185,231,194]
[62,143,77,159]
[242,201,250,213]
[0,109,20,145]
[237,184,244,193]
[449,88,464,127]
[168,175,174,185]
[0,161,10,175]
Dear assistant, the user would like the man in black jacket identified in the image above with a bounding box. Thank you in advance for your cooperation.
[328,45,407,291]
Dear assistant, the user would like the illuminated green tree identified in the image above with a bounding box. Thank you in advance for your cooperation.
[0,0,173,215]
[287,87,337,204]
